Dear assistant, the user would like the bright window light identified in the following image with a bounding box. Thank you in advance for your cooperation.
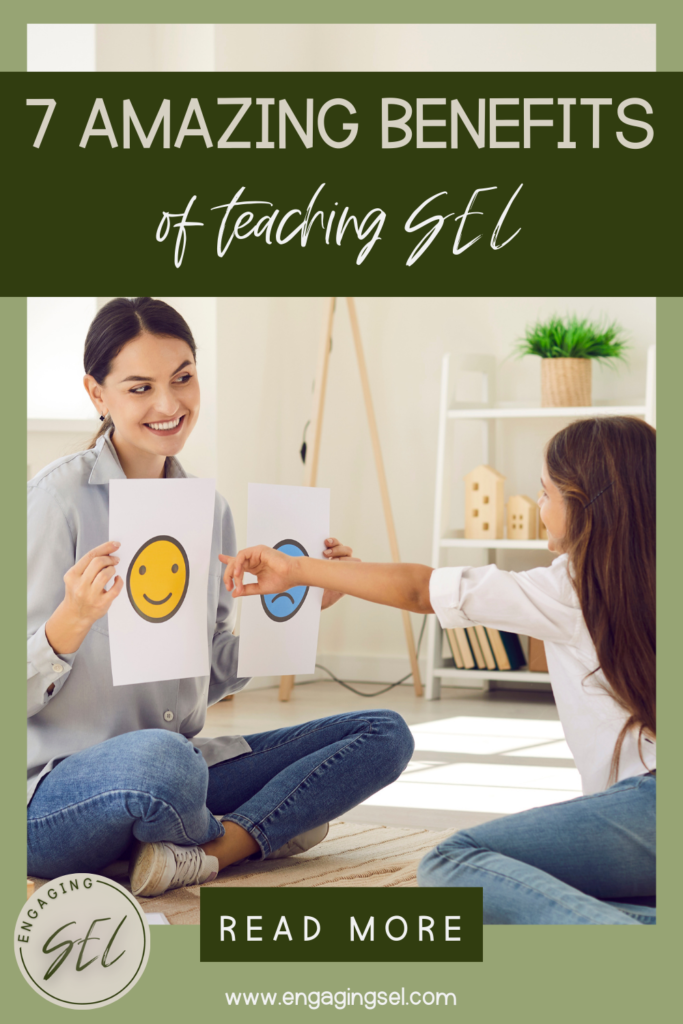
[361,716,581,816]
[27,297,98,419]
[507,740,574,760]
[409,715,568,756]
[401,762,582,791]
[364,763,582,815]
[400,760,442,774]
[410,716,566,738]
[410,733,560,755]
[362,780,581,816]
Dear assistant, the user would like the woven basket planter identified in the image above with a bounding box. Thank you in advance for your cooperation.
[541,358,592,407]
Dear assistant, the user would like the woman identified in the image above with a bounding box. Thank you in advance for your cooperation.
[222,416,656,924]
[27,297,414,898]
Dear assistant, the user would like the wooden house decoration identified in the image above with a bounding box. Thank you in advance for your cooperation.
[537,490,549,540]
[507,494,538,540]
[464,465,505,539]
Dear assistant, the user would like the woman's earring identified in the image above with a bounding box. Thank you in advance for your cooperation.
[99,414,106,422]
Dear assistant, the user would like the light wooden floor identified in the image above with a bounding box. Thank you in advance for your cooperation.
[200,681,580,831]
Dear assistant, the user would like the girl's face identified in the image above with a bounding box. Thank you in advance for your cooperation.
[539,465,568,553]
[85,332,200,462]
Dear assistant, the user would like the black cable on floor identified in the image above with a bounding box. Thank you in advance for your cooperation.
[296,615,428,697]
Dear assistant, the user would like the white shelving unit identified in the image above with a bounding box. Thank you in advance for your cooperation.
[425,348,656,700]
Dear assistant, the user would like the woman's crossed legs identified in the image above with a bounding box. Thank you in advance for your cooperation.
[28,709,414,879]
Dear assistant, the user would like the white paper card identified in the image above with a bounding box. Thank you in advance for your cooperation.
[237,483,330,677]
[108,478,215,686]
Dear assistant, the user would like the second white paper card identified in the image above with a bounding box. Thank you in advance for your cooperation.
[237,483,330,677]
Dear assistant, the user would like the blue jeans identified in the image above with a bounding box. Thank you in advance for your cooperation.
[28,709,414,878]
[418,774,656,925]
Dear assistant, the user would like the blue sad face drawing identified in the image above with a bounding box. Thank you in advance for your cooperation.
[261,539,310,622]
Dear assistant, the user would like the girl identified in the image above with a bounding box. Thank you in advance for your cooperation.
[222,416,656,924]
[27,297,414,898]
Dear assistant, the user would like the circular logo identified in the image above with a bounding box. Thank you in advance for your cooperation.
[260,539,310,622]
[15,874,150,1009]
[126,535,189,623]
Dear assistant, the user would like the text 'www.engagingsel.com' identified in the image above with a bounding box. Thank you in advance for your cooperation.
[224,989,456,1010]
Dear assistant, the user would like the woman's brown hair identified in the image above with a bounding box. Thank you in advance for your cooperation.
[84,297,196,448]
[545,416,655,781]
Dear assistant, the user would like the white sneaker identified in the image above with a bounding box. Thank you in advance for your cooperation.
[129,841,219,897]
[267,823,330,860]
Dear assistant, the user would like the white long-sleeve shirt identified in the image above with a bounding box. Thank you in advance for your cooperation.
[429,555,655,795]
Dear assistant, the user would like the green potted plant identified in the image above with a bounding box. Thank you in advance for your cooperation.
[516,315,628,407]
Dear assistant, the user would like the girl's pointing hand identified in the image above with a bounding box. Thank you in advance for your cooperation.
[219,546,296,598]
[219,537,359,610]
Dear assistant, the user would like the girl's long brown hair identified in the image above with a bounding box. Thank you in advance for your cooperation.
[545,416,655,781]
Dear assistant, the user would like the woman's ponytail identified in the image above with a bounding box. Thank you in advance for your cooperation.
[87,413,114,450]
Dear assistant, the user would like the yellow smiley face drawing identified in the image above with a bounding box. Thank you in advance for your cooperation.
[126,535,190,623]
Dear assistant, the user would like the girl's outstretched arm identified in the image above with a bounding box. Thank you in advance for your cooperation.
[219,546,434,615]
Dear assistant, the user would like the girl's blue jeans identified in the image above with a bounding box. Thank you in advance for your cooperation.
[418,773,656,925]
[27,709,414,878]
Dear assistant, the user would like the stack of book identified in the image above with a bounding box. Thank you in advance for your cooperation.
[443,626,527,672]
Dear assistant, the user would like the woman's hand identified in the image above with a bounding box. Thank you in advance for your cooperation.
[321,537,359,610]
[45,541,124,656]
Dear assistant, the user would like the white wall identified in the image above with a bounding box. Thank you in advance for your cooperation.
[27,297,98,420]
[27,296,99,479]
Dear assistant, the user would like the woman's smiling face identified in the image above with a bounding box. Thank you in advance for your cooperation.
[85,332,200,468]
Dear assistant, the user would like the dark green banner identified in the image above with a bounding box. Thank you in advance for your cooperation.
[199,888,483,962]
[7,71,681,295]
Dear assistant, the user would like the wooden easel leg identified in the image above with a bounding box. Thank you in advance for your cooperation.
[304,297,336,489]
[278,674,295,701]
[278,298,336,702]
[345,297,423,697]
[399,610,424,697]
[278,296,423,700]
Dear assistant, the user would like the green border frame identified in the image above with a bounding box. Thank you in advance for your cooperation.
[4,5,680,1021]
[1,1,682,72]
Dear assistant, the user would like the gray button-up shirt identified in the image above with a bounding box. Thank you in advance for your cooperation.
[27,431,251,802]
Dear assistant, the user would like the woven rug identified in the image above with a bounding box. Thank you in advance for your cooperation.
[28,821,453,926]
